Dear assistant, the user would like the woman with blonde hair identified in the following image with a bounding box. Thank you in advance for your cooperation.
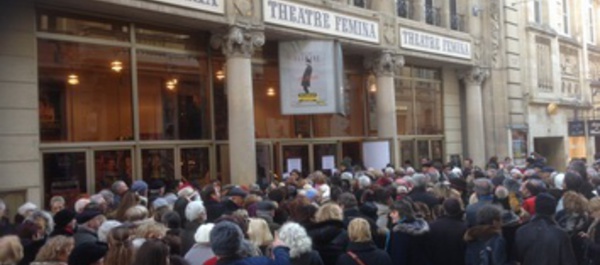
[0,235,23,265]
[247,218,273,255]
[580,197,600,264]
[278,222,323,265]
[30,236,73,265]
[104,226,134,265]
[336,218,392,265]
[306,203,348,265]
[556,190,590,264]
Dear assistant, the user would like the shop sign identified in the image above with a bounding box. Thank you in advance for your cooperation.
[279,40,345,115]
[399,28,472,59]
[263,0,379,43]
[148,0,224,14]
[588,120,600,136]
[568,121,585,136]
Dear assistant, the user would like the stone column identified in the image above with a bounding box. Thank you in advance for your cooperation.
[211,26,264,185]
[460,67,489,167]
[365,52,404,166]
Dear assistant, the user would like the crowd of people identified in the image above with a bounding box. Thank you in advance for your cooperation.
[0,154,599,265]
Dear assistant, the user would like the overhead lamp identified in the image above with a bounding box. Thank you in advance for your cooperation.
[369,83,377,93]
[216,70,225,80]
[67,74,79,85]
[111,60,123,72]
[267,87,276,97]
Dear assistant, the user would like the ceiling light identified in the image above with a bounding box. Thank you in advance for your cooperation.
[216,70,225,80]
[111,60,123,72]
[67,74,79,85]
[267,87,276,97]
[166,80,176,90]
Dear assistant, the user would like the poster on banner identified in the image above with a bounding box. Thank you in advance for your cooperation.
[279,41,344,115]
[588,120,600,136]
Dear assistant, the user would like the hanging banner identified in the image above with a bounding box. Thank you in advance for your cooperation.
[588,120,600,136]
[568,121,585,136]
[279,40,344,115]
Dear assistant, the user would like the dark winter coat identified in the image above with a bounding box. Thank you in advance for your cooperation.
[174,197,189,227]
[465,196,494,227]
[205,199,225,223]
[515,215,577,265]
[464,224,507,265]
[386,218,430,265]
[223,199,241,216]
[306,220,349,265]
[215,246,290,265]
[73,226,98,247]
[18,237,46,265]
[556,210,590,265]
[583,219,600,265]
[182,220,202,255]
[0,217,15,237]
[49,226,74,238]
[290,250,323,265]
[336,242,392,265]
[426,215,467,265]
[407,187,440,210]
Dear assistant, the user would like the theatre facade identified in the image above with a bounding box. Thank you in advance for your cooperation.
[0,0,484,209]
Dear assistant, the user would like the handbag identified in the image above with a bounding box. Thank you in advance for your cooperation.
[347,251,367,265]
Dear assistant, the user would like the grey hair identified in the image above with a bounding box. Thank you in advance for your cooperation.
[185,201,206,222]
[27,210,54,236]
[476,204,502,225]
[99,189,115,205]
[97,220,122,242]
[112,180,126,193]
[412,173,428,188]
[49,196,65,205]
[473,178,494,196]
[426,171,440,184]
[90,194,106,205]
[358,175,371,189]
[278,222,312,258]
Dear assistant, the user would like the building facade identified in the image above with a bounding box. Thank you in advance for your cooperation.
[1,0,494,211]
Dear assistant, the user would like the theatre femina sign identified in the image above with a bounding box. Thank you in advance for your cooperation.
[264,0,379,43]
[148,0,224,14]
[400,28,471,59]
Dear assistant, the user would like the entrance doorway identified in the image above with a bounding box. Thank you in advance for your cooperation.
[533,137,566,171]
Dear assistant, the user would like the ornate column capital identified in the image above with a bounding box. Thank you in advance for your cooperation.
[364,51,404,77]
[210,25,265,58]
[459,67,490,86]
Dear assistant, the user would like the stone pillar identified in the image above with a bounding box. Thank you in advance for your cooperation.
[460,67,489,167]
[365,52,404,166]
[211,26,264,185]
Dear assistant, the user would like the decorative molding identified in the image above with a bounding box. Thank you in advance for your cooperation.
[233,0,253,18]
[210,25,265,58]
[459,67,490,86]
[364,51,404,77]
[382,17,396,46]
[489,1,501,67]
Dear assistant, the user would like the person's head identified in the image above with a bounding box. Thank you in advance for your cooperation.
[348,218,372,243]
[161,211,181,230]
[115,192,140,222]
[99,189,115,209]
[475,204,502,227]
[589,197,600,219]
[0,236,23,264]
[0,199,5,219]
[315,203,343,223]
[125,205,149,223]
[131,180,149,198]
[278,222,312,258]
[131,239,169,265]
[337,192,358,210]
[53,209,76,232]
[473,178,494,197]
[562,191,589,215]
[210,221,244,258]
[68,241,108,265]
[564,171,584,192]
[74,198,90,214]
[76,210,106,231]
[442,197,464,218]
[135,222,167,239]
[389,199,416,223]
[34,235,74,262]
[50,196,66,215]
[18,202,37,218]
[90,194,108,214]
[228,188,248,207]
[194,223,215,245]
[522,179,547,197]
[97,220,122,243]
[185,201,206,223]
[105,226,134,265]
[411,173,428,189]
[535,192,558,217]
[357,175,372,189]
[201,184,220,202]
[247,218,273,248]
[28,210,54,236]
[463,158,473,168]
[112,181,129,196]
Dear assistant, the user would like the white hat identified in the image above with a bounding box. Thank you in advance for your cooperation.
[18,202,37,216]
[195,223,215,244]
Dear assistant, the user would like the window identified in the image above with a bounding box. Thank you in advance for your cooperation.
[562,0,570,35]
[533,0,541,23]
[425,0,440,26]
[536,37,552,92]
[397,0,411,19]
[43,152,87,207]
[94,150,132,192]
[450,0,465,31]
[395,66,442,135]
[589,0,596,44]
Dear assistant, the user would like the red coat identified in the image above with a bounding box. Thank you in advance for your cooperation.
[523,196,536,216]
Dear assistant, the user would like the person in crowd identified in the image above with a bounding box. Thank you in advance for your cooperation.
[73,210,105,246]
[208,221,289,265]
[18,216,48,265]
[132,239,170,265]
[0,235,23,265]
[16,202,38,224]
[111,181,129,206]
[407,174,440,211]
[174,185,195,228]
[124,205,149,223]
[387,198,430,265]
[336,218,392,265]
[113,192,140,222]
[104,226,134,265]
[337,192,384,248]
[277,222,323,265]
[68,241,108,265]
[521,179,546,216]
[580,197,600,264]
[223,188,248,215]
[426,197,467,265]
[247,218,273,255]
[466,178,495,227]
[306,203,348,265]
[97,220,121,243]
[184,223,214,265]
[372,187,392,229]
[50,209,75,238]
[152,198,171,223]
[182,201,206,255]
[464,204,507,265]
[255,201,280,235]
[31,235,74,265]
[555,190,590,264]
[202,185,224,223]
[98,190,116,212]
[515,193,576,265]
[49,196,66,216]
[73,199,90,214]
[130,180,149,206]
[0,199,14,237]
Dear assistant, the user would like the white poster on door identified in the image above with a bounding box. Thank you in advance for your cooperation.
[321,155,336,171]
[287,158,302,173]
[362,141,391,170]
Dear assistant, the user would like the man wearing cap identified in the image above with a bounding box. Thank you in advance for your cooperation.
[425,198,467,265]
[73,209,106,247]
[223,187,247,215]
[50,209,76,237]
[256,201,280,234]
[515,193,576,265]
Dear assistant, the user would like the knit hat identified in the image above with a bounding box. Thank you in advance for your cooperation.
[195,223,215,244]
[535,193,557,216]
[76,210,102,224]
[210,221,244,257]
[68,241,108,265]
[53,209,75,228]
[256,201,277,212]
[228,187,248,198]
[131,180,148,194]
[18,202,37,216]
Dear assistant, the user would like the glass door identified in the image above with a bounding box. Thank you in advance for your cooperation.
[256,143,274,189]
[280,144,310,178]
[42,151,88,207]
[313,143,337,176]
[341,141,362,170]
[93,148,133,192]
[180,146,211,186]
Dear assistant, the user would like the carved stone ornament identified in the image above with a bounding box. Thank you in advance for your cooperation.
[382,18,396,45]
[365,51,404,77]
[459,67,490,86]
[211,26,265,58]
[233,0,253,18]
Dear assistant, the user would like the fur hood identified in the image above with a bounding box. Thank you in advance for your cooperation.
[463,224,502,242]
[392,218,429,236]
